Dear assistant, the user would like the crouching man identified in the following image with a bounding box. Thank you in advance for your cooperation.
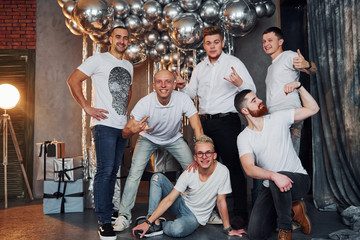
[234,81,320,240]
[132,135,246,238]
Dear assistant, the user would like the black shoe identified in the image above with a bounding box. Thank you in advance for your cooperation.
[111,211,119,225]
[134,217,165,238]
[98,223,117,240]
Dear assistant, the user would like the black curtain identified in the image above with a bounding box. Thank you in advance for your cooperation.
[307,0,360,210]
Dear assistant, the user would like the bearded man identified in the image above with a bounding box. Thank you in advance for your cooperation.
[234,81,319,240]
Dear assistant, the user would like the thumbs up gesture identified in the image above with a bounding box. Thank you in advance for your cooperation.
[293,49,311,70]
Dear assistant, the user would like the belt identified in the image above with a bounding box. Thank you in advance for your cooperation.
[199,112,237,120]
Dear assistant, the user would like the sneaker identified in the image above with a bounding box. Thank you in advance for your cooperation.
[113,215,132,231]
[111,211,119,225]
[292,200,311,234]
[135,216,166,226]
[98,223,117,240]
[134,218,165,238]
[208,210,223,224]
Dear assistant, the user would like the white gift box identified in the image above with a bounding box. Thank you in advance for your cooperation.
[54,157,84,182]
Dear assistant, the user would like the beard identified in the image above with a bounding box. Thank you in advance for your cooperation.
[249,105,269,117]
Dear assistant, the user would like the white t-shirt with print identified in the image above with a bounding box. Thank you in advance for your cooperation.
[174,161,232,225]
[78,52,133,129]
[237,110,307,187]
[265,50,301,113]
[131,91,197,145]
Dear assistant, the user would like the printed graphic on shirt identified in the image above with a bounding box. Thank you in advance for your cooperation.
[108,67,131,115]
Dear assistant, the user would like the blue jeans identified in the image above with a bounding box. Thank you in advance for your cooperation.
[248,171,311,240]
[119,136,193,220]
[148,173,199,238]
[92,125,127,224]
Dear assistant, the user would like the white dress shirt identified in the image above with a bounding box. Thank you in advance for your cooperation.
[181,52,256,115]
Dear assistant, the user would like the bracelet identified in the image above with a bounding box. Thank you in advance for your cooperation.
[305,61,312,70]
[145,219,153,227]
[223,226,233,235]
[296,82,302,89]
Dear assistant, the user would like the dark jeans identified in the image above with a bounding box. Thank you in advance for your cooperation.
[92,125,127,224]
[201,113,248,219]
[248,172,311,240]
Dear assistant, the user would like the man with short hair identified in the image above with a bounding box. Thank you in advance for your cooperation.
[234,82,320,240]
[114,69,203,232]
[175,25,256,226]
[132,135,247,238]
[262,26,317,155]
[67,26,132,240]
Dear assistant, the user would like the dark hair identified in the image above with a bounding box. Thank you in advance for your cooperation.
[263,27,284,40]
[234,89,252,114]
[203,26,224,40]
[109,26,129,36]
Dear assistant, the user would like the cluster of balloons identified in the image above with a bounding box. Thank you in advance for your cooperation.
[58,0,276,67]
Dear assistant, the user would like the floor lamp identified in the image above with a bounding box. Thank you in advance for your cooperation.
[0,84,33,208]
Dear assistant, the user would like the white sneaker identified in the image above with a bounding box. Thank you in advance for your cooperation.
[113,215,132,231]
[207,210,223,224]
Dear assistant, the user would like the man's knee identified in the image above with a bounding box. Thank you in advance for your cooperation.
[163,221,191,238]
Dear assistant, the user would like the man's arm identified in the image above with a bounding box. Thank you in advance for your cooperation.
[240,153,294,192]
[188,113,204,139]
[132,189,180,238]
[122,115,152,138]
[67,69,109,120]
[283,81,320,122]
[293,49,317,75]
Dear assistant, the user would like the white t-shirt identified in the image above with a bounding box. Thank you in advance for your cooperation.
[131,91,197,145]
[78,52,133,129]
[174,161,232,225]
[265,51,302,113]
[181,52,256,115]
[237,110,307,187]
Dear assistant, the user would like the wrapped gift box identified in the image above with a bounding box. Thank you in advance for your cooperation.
[54,157,84,181]
[43,179,84,214]
[145,148,182,173]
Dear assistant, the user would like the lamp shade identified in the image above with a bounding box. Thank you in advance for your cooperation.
[0,84,20,110]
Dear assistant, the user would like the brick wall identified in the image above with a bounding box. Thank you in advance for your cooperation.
[0,0,36,49]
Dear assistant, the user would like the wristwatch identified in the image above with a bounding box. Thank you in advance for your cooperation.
[145,219,153,227]
[223,226,233,235]
[305,61,312,70]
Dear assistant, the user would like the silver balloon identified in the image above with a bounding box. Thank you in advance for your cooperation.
[265,0,276,17]
[141,17,153,31]
[143,0,162,22]
[124,15,142,34]
[163,2,183,23]
[219,0,257,37]
[254,1,266,18]
[196,49,207,62]
[157,19,169,32]
[169,51,182,64]
[112,18,125,29]
[200,0,220,24]
[167,64,178,72]
[161,32,170,42]
[161,53,170,66]
[65,18,83,35]
[125,39,147,65]
[145,30,160,47]
[185,54,194,67]
[58,0,73,8]
[215,0,228,5]
[158,0,172,5]
[181,66,193,79]
[155,40,168,55]
[149,47,161,61]
[113,0,130,19]
[90,32,110,44]
[169,42,178,52]
[179,0,202,12]
[169,13,204,49]
[62,1,76,19]
[129,0,144,16]
[73,0,114,35]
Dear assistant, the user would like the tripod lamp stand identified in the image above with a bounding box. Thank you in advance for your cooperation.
[0,84,33,208]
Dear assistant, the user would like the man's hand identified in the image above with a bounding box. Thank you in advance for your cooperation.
[84,106,109,121]
[272,172,294,192]
[224,67,243,87]
[186,161,198,173]
[132,222,149,238]
[229,228,247,237]
[130,115,152,133]
[284,81,301,95]
[293,49,310,70]
[173,68,186,89]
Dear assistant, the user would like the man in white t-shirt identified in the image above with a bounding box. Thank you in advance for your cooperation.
[67,26,132,240]
[234,82,320,240]
[132,135,246,238]
[114,69,203,232]
[263,27,317,155]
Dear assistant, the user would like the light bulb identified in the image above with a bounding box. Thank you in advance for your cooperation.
[0,84,20,110]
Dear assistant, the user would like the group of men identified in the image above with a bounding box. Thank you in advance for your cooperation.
[67,24,319,240]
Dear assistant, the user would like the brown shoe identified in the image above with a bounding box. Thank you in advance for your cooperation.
[292,200,311,234]
[278,229,292,240]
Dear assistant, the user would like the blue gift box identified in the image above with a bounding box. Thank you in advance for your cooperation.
[43,179,84,214]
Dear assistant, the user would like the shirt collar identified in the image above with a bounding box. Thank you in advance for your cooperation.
[205,51,225,66]
[155,92,175,108]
